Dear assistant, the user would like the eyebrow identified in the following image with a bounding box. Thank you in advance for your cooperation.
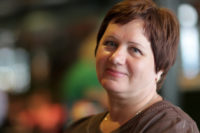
[104,35,117,40]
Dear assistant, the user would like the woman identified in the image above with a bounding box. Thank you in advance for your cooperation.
[66,0,199,132]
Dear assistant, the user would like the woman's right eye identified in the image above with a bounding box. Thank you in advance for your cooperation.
[104,41,117,49]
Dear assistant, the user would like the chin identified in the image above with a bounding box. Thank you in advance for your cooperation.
[101,79,125,93]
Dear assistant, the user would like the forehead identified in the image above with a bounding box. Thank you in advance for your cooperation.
[104,19,145,37]
[103,19,150,46]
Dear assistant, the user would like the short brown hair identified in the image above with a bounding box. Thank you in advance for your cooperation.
[95,0,180,89]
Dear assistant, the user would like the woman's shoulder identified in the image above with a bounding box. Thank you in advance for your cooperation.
[148,100,195,122]
[65,112,107,133]
[137,100,199,133]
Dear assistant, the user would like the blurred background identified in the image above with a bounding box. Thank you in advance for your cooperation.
[0,0,200,132]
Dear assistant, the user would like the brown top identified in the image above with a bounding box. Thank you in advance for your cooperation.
[65,100,199,133]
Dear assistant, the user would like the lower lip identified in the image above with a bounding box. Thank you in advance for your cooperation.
[106,69,126,77]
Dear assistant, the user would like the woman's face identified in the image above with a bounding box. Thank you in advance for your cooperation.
[96,19,160,96]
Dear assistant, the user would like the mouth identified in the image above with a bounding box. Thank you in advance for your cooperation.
[106,68,127,77]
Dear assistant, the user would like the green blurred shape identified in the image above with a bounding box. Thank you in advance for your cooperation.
[61,60,101,105]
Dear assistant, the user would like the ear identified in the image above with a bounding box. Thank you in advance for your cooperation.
[156,70,163,82]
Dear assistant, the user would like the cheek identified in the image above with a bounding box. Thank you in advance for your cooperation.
[96,51,106,78]
[128,61,143,78]
[96,58,101,77]
[128,59,155,79]
[140,60,157,79]
[96,45,108,65]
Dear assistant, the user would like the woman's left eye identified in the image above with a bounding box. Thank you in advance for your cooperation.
[130,47,142,55]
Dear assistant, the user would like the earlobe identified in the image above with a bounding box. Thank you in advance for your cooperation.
[156,70,163,82]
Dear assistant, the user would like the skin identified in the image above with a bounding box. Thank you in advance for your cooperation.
[96,19,163,132]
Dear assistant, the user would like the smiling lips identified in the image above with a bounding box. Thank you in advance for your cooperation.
[106,68,128,77]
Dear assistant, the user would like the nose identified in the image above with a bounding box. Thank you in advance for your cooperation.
[109,46,126,65]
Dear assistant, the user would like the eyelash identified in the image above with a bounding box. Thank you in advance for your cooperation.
[103,40,143,56]
[130,47,142,55]
[104,41,117,47]
[103,41,118,50]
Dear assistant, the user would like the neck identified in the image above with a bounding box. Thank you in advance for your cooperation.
[107,92,162,125]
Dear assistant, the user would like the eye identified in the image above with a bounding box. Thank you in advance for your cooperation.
[130,47,142,55]
[104,40,117,47]
[104,40,118,50]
